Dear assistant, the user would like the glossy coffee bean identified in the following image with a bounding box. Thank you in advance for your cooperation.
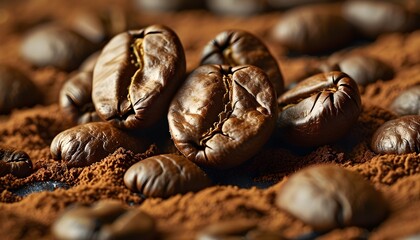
[0,65,40,114]
[92,24,186,129]
[276,164,388,231]
[20,24,96,71]
[52,200,156,240]
[124,154,212,198]
[206,0,266,16]
[271,5,354,54]
[201,30,284,94]
[371,115,420,154]
[168,65,277,169]
[389,86,420,116]
[59,71,101,124]
[0,145,33,178]
[343,0,419,38]
[50,122,151,167]
[277,71,361,147]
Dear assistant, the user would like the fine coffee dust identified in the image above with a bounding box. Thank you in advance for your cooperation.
[0,0,420,239]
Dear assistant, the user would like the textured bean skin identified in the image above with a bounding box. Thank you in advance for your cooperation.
[389,86,420,116]
[0,145,33,178]
[59,71,101,124]
[0,65,40,114]
[52,200,156,240]
[168,65,277,169]
[371,115,420,154]
[50,122,150,167]
[276,164,389,231]
[277,71,361,147]
[92,24,186,129]
[124,154,212,198]
[201,30,284,94]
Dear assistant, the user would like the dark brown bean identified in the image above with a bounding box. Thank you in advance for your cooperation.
[277,71,361,147]
[389,86,420,116]
[50,122,151,167]
[52,200,156,240]
[371,115,420,154]
[271,5,355,54]
[0,145,33,178]
[201,30,284,94]
[92,24,186,129]
[59,71,101,124]
[168,65,277,169]
[0,65,40,114]
[124,154,212,198]
[20,24,96,71]
[276,164,389,231]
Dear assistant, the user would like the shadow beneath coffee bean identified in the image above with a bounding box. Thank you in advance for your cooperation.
[11,181,69,197]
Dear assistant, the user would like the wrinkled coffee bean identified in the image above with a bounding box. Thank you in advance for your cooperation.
[93,24,186,129]
[343,0,419,38]
[134,0,205,11]
[0,65,40,114]
[124,154,212,198]
[168,65,277,169]
[277,71,361,147]
[206,0,267,16]
[276,164,388,231]
[0,145,32,178]
[20,24,96,71]
[271,5,354,54]
[371,115,420,154]
[389,86,420,116]
[52,200,156,240]
[59,71,100,124]
[201,30,284,94]
[50,122,151,167]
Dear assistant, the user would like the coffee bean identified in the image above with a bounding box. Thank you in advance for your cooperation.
[92,24,186,129]
[276,164,389,231]
[343,0,419,38]
[277,71,361,147]
[0,145,33,178]
[206,0,267,16]
[20,24,96,71]
[59,71,101,124]
[168,65,277,169]
[50,122,151,167]
[134,0,205,11]
[124,154,212,198]
[0,65,40,114]
[389,86,420,116]
[52,200,156,240]
[371,115,420,154]
[201,30,284,94]
[271,5,355,54]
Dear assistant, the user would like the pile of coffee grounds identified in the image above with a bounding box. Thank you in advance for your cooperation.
[0,0,419,239]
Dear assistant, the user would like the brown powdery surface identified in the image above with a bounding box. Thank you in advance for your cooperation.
[0,0,420,239]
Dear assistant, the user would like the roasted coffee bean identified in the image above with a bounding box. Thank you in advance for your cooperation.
[50,122,151,167]
[0,145,32,178]
[343,0,419,38]
[124,154,212,198]
[271,5,355,54]
[20,24,96,71]
[389,86,420,116]
[168,65,277,169]
[277,71,361,147]
[59,71,100,124]
[201,30,284,94]
[134,0,205,11]
[276,164,388,231]
[92,24,186,129]
[206,0,266,16]
[52,200,156,240]
[0,65,40,114]
[371,115,420,154]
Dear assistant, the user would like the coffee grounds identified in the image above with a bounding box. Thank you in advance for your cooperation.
[0,0,420,239]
